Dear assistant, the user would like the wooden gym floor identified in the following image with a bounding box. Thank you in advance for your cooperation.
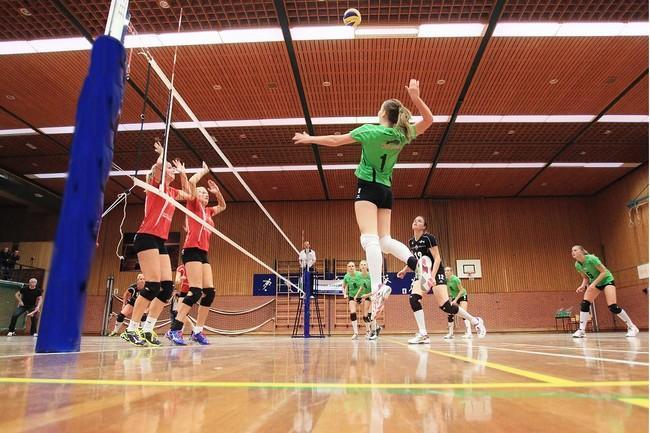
[0,332,647,433]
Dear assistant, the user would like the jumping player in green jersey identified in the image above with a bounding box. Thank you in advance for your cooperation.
[571,245,639,338]
[444,267,472,339]
[294,79,434,340]
[356,260,373,337]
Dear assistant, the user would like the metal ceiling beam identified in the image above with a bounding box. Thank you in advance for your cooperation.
[516,68,649,196]
[52,0,237,203]
[273,0,330,200]
[420,0,506,198]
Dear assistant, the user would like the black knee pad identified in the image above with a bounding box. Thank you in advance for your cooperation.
[140,313,148,322]
[440,300,458,315]
[350,312,357,322]
[200,287,215,307]
[366,313,372,322]
[580,300,591,313]
[363,316,370,323]
[608,303,622,314]
[409,294,423,312]
[116,313,125,323]
[407,256,418,271]
[182,287,202,307]
[157,280,174,303]
[140,281,161,301]
[448,314,454,323]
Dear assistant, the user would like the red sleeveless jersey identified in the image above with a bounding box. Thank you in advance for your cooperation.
[137,178,179,240]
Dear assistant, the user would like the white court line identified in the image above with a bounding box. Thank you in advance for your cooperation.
[457,343,648,366]
[495,341,648,355]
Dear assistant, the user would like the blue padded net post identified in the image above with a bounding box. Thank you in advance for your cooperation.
[35,36,126,353]
[303,270,311,338]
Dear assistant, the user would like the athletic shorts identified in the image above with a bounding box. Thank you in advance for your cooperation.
[133,233,168,255]
[354,179,392,209]
[456,295,468,303]
[178,292,187,298]
[346,297,363,304]
[182,247,209,264]
[126,295,137,306]
[596,280,615,290]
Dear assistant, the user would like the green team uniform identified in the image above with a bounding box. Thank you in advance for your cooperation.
[359,273,372,297]
[447,275,466,300]
[575,254,614,286]
[343,272,363,299]
[350,124,416,187]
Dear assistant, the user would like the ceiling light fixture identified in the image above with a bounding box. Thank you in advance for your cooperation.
[212,84,222,90]
[5,95,16,100]
[159,1,170,8]
[322,81,331,87]
[19,7,32,16]
[436,79,446,85]
[549,78,559,85]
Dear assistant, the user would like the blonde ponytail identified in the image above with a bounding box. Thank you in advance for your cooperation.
[397,105,413,141]
[382,98,413,141]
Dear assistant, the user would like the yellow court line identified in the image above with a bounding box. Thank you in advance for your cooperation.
[385,338,574,385]
[0,376,646,391]
[618,398,650,408]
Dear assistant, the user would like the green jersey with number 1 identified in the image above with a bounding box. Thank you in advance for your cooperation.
[350,124,416,187]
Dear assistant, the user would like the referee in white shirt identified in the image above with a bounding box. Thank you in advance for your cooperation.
[298,241,316,272]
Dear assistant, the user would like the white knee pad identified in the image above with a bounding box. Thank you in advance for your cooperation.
[379,235,392,251]
[360,234,380,251]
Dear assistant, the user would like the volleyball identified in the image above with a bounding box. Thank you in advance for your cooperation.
[342,8,361,27]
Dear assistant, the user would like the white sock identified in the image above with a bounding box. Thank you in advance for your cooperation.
[447,322,454,334]
[617,309,634,327]
[352,321,358,334]
[413,310,427,336]
[142,317,156,333]
[113,321,123,333]
[379,236,412,263]
[579,311,590,331]
[361,234,383,291]
[127,320,138,332]
[464,319,472,334]
[455,306,477,325]
[194,326,203,334]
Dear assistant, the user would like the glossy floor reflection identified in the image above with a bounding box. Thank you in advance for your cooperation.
[0,333,647,433]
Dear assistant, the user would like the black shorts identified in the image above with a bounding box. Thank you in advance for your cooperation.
[354,179,393,209]
[126,296,137,306]
[133,233,168,255]
[433,268,446,286]
[178,292,187,298]
[596,280,615,290]
[456,295,468,303]
[182,247,209,264]
[346,297,364,304]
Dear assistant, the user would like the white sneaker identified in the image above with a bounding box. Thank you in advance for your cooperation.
[370,285,391,319]
[474,317,486,338]
[417,256,434,291]
[7,332,15,337]
[626,325,639,337]
[33,333,38,338]
[572,329,586,338]
[443,332,454,340]
[368,330,378,341]
[408,333,431,344]
[463,332,473,339]
[351,333,359,340]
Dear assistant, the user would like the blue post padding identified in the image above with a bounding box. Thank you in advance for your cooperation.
[36,37,125,353]
[303,270,311,338]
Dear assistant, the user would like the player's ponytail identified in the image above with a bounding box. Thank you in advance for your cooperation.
[382,99,413,141]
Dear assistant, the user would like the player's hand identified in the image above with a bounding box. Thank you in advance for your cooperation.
[154,140,163,155]
[207,179,220,195]
[292,132,312,144]
[405,79,420,100]
[172,159,185,174]
[201,161,210,173]
[576,285,586,293]
[397,270,406,279]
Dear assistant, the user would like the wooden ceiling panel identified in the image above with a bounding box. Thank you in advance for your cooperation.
[501,0,648,21]
[0,1,73,40]
[295,38,481,117]
[217,147,316,166]
[425,168,539,197]
[324,169,358,200]
[285,1,493,25]
[440,144,562,162]
[145,44,303,120]
[0,110,28,129]
[0,134,70,158]
[0,155,70,175]
[448,123,583,144]
[606,75,649,115]
[557,144,648,163]
[392,168,429,199]
[521,166,636,195]
[574,122,648,146]
[461,37,649,115]
[238,171,325,201]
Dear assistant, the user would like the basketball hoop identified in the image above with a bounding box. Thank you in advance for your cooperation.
[468,272,475,281]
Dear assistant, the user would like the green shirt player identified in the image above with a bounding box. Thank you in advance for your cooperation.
[294,79,435,340]
[444,267,473,339]
[343,262,365,339]
[571,245,638,338]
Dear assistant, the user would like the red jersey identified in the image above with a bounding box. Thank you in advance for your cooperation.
[137,178,179,240]
[176,265,189,294]
[183,198,215,252]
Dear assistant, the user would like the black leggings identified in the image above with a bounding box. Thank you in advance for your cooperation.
[9,305,38,334]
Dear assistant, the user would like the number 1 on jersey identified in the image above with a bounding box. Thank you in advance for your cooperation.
[380,154,387,171]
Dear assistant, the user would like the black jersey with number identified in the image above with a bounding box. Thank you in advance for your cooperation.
[126,284,140,305]
[408,233,444,268]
